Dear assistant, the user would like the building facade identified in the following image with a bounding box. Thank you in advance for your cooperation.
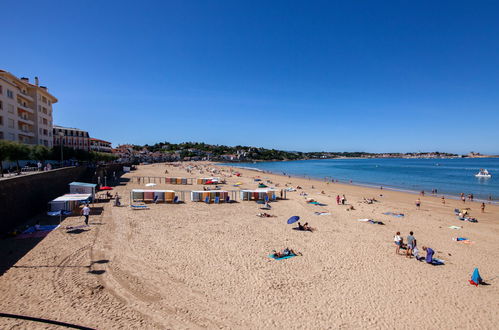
[0,70,57,147]
[90,138,112,153]
[53,125,90,151]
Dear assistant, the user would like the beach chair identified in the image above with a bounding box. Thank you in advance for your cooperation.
[214,196,220,204]
[204,196,210,204]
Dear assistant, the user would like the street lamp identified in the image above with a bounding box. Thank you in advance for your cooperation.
[59,131,64,166]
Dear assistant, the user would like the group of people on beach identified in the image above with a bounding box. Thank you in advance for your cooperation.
[336,194,347,205]
[393,231,436,263]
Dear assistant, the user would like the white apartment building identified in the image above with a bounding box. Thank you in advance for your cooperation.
[0,70,57,147]
[90,138,112,153]
[53,125,91,151]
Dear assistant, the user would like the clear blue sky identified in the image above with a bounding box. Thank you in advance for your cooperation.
[2,1,499,154]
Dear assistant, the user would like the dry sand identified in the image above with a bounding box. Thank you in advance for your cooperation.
[1,162,498,329]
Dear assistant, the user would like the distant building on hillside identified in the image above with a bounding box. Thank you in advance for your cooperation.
[0,70,57,147]
[90,138,112,153]
[53,125,90,151]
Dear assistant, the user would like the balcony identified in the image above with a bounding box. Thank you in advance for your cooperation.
[18,114,35,125]
[17,103,34,113]
[18,128,35,137]
[17,92,34,102]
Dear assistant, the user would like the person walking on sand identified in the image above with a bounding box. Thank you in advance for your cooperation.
[481,202,485,213]
[406,231,416,258]
[415,198,421,209]
[336,195,340,205]
[81,204,91,226]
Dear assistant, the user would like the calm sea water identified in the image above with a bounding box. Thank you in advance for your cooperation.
[220,158,499,201]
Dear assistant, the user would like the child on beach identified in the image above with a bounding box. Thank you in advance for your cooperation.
[415,199,421,209]
[394,232,403,254]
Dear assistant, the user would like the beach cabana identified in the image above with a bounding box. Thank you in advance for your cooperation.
[197,177,222,185]
[191,190,229,202]
[49,194,92,213]
[240,188,280,201]
[69,182,97,200]
[130,189,178,203]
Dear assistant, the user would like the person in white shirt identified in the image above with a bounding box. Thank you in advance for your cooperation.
[81,204,91,225]
[394,231,403,255]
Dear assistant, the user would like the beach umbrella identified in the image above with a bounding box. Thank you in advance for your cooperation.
[287,216,300,224]
[100,186,113,191]
[145,183,157,187]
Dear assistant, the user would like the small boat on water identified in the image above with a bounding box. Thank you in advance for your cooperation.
[475,169,492,178]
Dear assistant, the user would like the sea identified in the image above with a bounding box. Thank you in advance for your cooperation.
[219,158,499,202]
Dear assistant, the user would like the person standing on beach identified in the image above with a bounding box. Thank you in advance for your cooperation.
[441,196,445,204]
[415,198,421,209]
[394,232,403,255]
[342,195,346,205]
[481,203,485,213]
[406,231,416,258]
[81,204,91,226]
[336,195,340,205]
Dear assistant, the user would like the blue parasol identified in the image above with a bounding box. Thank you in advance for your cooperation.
[287,216,300,224]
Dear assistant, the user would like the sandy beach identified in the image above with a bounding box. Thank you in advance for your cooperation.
[1,162,498,329]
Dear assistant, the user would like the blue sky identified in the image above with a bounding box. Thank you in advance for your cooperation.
[2,1,499,154]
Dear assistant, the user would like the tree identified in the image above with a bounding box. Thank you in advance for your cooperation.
[31,145,50,163]
[0,140,14,177]
[7,142,31,174]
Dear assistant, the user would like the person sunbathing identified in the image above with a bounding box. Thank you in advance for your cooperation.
[257,213,275,218]
[297,222,314,232]
[273,248,301,258]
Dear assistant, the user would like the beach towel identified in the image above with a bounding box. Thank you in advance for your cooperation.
[383,212,404,217]
[16,225,60,239]
[268,253,297,260]
[449,226,461,230]
[469,268,482,286]
[429,258,445,266]
[131,205,149,209]
[314,212,331,215]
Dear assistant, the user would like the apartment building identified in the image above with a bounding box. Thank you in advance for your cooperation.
[53,125,90,151]
[90,138,112,153]
[0,70,57,147]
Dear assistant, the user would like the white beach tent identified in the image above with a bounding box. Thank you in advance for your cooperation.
[69,182,97,200]
[49,194,92,212]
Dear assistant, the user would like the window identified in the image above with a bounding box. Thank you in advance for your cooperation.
[43,129,48,136]
[8,118,14,128]
[0,100,2,110]
[8,133,15,140]
[7,104,14,113]
[0,116,3,125]
[0,132,3,139]
[43,118,48,125]
[0,85,2,94]
[38,105,41,112]
[7,89,14,98]
[42,96,47,104]
[42,107,47,114]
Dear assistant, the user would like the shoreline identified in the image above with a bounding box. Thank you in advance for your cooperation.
[218,162,499,204]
